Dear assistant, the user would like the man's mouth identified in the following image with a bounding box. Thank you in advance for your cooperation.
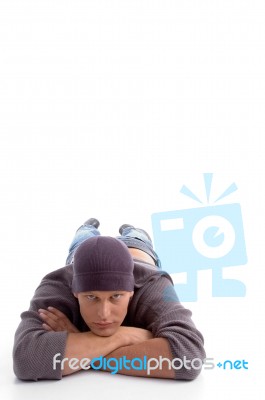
[94,322,113,328]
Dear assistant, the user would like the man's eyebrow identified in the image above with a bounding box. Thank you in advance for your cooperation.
[82,292,96,295]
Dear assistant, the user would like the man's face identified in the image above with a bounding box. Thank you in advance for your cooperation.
[75,290,133,337]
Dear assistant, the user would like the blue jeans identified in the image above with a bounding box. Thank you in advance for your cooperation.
[66,224,161,267]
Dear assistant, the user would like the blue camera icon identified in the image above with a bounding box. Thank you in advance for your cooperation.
[152,202,247,301]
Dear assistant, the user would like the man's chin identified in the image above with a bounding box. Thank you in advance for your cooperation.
[90,326,118,337]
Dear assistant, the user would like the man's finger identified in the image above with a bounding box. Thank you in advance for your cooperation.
[42,323,53,332]
[38,312,63,330]
[38,309,60,322]
[47,307,68,319]
[37,307,79,333]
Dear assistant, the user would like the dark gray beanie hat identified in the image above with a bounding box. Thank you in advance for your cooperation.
[72,236,134,292]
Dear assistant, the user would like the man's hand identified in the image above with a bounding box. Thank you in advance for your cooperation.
[115,326,153,346]
[38,307,80,333]
[62,326,153,375]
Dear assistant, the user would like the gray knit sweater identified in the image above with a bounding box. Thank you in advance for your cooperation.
[13,260,205,381]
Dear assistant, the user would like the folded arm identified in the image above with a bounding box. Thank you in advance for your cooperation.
[13,265,205,381]
[101,338,175,378]
[61,327,153,376]
[39,308,173,378]
[13,272,154,380]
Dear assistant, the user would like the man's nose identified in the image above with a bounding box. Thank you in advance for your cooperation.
[97,302,111,320]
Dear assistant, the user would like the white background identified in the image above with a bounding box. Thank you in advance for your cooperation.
[0,0,264,399]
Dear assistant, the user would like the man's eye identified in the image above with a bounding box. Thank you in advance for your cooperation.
[87,295,96,301]
[111,294,122,300]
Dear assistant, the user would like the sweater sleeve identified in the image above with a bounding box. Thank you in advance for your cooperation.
[129,271,206,380]
[13,267,79,381]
